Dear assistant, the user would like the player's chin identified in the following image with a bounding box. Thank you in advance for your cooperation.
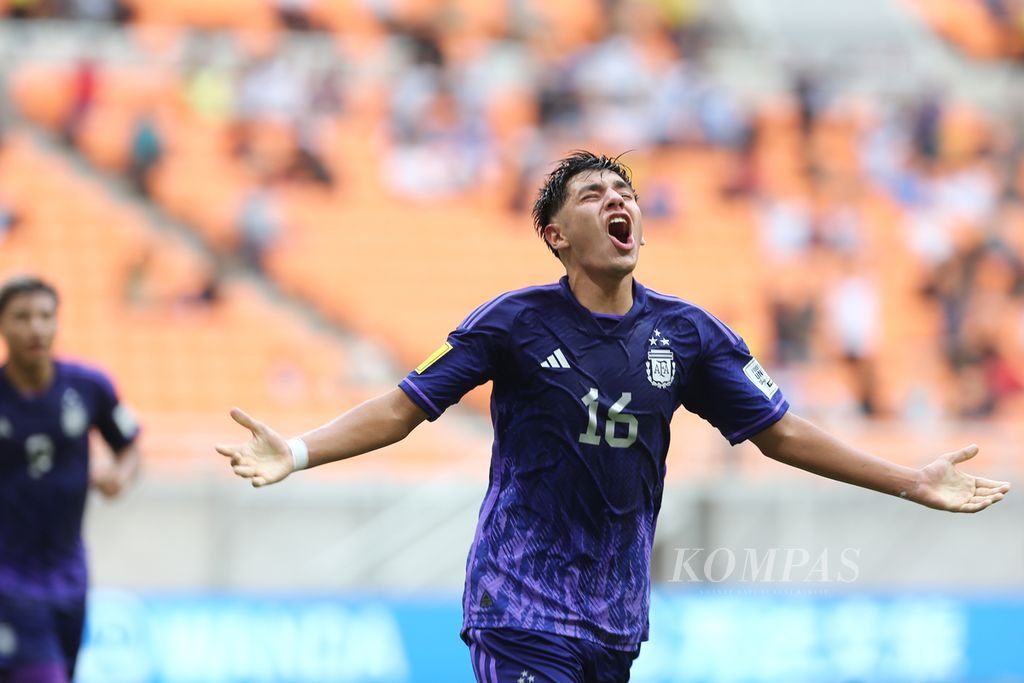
[608,249,639,272]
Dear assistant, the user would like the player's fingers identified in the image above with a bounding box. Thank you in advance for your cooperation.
[974,477,1011,491]
[947,444,979,465]
[252,476,266,488]
[958,498,992,513]
[974,484,1010,496]
[215,443,241,458]
[232,465,256,478]
[230,407,267,437]
[960,492,1005,512]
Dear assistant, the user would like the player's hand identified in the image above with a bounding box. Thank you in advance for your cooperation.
[90,462,128,498]
[912,444,1011,512]
[215,407,293,487]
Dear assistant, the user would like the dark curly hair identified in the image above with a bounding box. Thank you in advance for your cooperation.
[532,151,636,258]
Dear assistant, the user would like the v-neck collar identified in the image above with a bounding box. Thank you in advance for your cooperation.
[558,275,647,337]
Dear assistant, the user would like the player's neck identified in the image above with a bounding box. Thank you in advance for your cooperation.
[4,357,55,394]
[567,271,633,315]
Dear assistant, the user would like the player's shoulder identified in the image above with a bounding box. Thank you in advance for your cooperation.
[643,285,713,325]
[458,281,563,331]
[55,359,117,391]
[642,285,741,343]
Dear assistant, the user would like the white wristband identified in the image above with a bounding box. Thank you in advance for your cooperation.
[287,437,309,471]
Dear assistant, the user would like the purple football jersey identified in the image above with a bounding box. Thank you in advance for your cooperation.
[0,361,139,601]
[400,277,788,649]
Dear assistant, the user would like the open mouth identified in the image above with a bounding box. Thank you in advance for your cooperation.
[608,216,634,250]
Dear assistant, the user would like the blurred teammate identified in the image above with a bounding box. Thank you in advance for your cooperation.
[0,276,140,683]
[217,151,1010,682]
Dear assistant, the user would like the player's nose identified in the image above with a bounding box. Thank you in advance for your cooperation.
[604,189,626,209]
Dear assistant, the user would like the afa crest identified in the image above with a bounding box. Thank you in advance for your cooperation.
[646,329,675,389]
[61,388,88,438]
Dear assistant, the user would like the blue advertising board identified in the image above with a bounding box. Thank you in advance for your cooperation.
[75,590,1024,683]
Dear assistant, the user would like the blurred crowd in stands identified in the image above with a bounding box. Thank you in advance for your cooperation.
[4,0,1024,421]
[906,0,1024,61]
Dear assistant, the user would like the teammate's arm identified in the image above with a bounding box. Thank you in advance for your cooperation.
[750,412,1011,512]
[215,388,428,487]
[91,442,141,498]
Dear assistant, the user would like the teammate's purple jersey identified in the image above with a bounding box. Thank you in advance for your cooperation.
[0,361,139,601]
[400,277,788,650]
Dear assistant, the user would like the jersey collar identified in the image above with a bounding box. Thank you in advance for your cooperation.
[557,276,647,337]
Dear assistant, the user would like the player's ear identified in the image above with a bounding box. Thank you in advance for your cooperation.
[543,223,567,252]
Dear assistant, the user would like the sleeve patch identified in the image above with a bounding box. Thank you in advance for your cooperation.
[743,358,779,399]
[415,342,453,374]
[112,404,139,439]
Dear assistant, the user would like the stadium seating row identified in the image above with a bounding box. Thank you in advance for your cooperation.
[11,58,1022,424]
[0,132,491,476]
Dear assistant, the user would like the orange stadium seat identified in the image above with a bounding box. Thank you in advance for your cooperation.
[127,0,276,31]
[904,0,1008,59]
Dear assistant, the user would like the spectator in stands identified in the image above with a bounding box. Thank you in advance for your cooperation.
[813,181,864,255]
[183,53,236,122]
[127,111,163,198]
[62,59,98,148]
[0,201,19,244]
[305,65,345,120]
[71,0,132,22]
[925,230,1024,375]
[122,246,155,307]
[5,0,49,19]
[911,92,945,168]
[720,117,760,199]
[791,68,828,175]
[287,121,334,187]
[275,0,315,31]
[237,176,284,274]
[825,256,882,416]
[771,291,817,367]
[954,332,1022,417]
[236,53,303,123]
[386,89,493,198]
[284,65,345,188]
[189,262,225,308]
[758,194,814,259]
[174,257,226,309]
[662,0,711,59]
[575,33,658,148]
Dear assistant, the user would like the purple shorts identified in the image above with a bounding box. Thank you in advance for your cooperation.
[0,593,85,683]
[463,627,640,683]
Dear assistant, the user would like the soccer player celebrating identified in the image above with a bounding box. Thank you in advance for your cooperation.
[217,152,1010,681]
[0,276,141,683]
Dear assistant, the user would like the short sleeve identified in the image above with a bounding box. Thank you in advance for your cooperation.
[678,312,788,444]
[398,303,509,421]
[90,371,141,452]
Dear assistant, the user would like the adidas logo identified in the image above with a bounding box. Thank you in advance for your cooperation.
[540,348,570,369]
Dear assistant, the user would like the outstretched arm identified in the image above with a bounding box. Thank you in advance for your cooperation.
[750,412,1011,512]
[215,388,428,487]
[91,442,141,498]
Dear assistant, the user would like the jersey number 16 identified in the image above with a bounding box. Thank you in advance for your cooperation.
[578,388,638,448]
